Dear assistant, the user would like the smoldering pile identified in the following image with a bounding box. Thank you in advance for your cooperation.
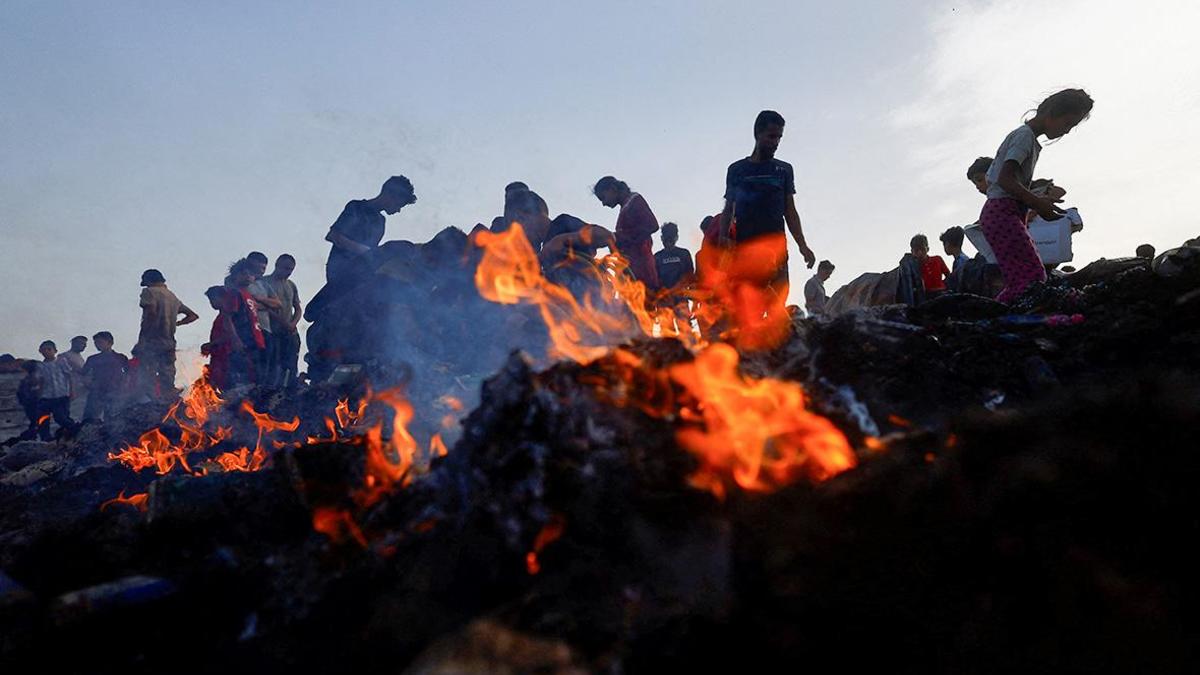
[1,231,1199,674]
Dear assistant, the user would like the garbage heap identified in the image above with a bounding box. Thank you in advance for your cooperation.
[1,235,1199,674]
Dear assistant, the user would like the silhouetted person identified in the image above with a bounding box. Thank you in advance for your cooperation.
[35,340,79,439]
[246,251,282,385]
[82,331,129,422]
[224,259,267,386]
[262,254,303,388]
[940,223,969,285]
[968,157,993,196]
[325,175,416,282]
[491,181,530,231]
[717,110,815,346]
[1136,244,1156,259]
[133,269,198,401]
[805,260,835,316]
[60,335,88,406]
[912,234,950,298]
[593,176,660,290]
[654,222,694,333]
[16,361,41,441]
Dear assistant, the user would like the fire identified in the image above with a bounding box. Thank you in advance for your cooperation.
[312,506,368,548]
[525,514,566,575]
[106,374,299,477]
[474,223,649,363]
[429,433,448,458]
[357,389,417,506]
[693,233,793,351]
[100,490,149,512]
[474,223,854,497]
[669,343,855,495]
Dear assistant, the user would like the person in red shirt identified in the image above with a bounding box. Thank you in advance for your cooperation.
[222,259,267,386]
[593,176,660,291]
[911,234,951,297]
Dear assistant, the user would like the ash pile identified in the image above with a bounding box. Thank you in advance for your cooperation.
[2,233,1200,674]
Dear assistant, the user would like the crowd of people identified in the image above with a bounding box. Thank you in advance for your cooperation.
[15,88,1179,441]
[13,253,304,441]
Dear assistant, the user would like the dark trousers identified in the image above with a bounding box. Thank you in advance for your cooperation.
[274,330,301,387]
[257,331,278,386]
[83,386,120,422]
[35,397,77,440]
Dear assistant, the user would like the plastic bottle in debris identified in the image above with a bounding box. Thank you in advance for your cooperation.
[994,313,1084,327]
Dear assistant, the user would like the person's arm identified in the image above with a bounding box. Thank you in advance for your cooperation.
[997,161,1065,221]
[289,283,303,330]
[249,283,282,310]
[177,304,200,326]
[784,195,816,268]
[939,257,951,281]
[539,226,614,264]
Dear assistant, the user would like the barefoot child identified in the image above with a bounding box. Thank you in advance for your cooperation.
[981,89,1093,303]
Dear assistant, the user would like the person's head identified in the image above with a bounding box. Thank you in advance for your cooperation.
[1136,244,1156,259]
[378,175,417,214]
[227,259,256,288]
[939,226,965,255]
[967,157,992,195]
[504,181,529,198]
[661,222,679,247]
[140,268,166,287]
[753,110,786,159]
[817,260,835,281]
[910,234,930,259]
[69,335,87,353]
[21,360,39,376]
[39,340,57,360]
[1034,88,1094,139]
[93,331,114,351]
[593,176,629,208]
[506,189,551,235]
[272,253,296,279]
[204,285,229,310]
[247,251,269,278]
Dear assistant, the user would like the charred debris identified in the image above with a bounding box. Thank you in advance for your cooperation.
[2,232,1200,674]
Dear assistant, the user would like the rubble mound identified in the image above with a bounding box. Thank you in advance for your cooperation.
[1,236,1199,673]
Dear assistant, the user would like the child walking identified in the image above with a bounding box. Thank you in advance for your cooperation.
[981,89,1093,303]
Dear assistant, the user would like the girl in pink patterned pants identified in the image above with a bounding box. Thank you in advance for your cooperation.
[980,89,1094,304]
[980,197,1046,303]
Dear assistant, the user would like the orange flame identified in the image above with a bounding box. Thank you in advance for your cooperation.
[669,343,856,495]
[474,223,654,363]
[429,433,448,458]
[100,490,149,512]
[525,514,566,575]
[693,233,792,351]
[312,506,368,548]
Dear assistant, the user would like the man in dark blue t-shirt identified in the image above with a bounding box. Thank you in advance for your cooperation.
[716,110,817,349]
[324,175,417,282]
[720,110,816,268]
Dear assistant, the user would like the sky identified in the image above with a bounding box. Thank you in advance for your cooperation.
[2,0,1198,371]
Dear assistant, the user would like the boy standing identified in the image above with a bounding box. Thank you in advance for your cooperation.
[912,235,950,298]
[82,332,130,422]
[134,269,199,401]
[35,341,78,439]
[804,260,835,317]
[262,254,303,388]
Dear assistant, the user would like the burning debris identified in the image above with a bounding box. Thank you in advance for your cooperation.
[1,226,1199,673]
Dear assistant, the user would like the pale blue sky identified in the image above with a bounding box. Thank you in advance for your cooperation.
[2,0,1198,368]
